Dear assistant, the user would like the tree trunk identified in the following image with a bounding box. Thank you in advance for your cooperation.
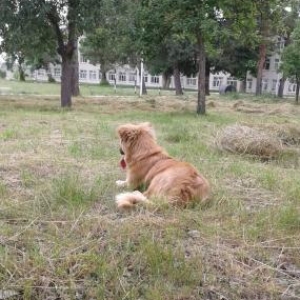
[18,63,25,81]
[45,63,55,82]
[255,43,267,96]
[47,72,55,83]
[138,64,147,94]
[61,55,73,107]
[71,43,80,96]
[296,80,300,104]
[197,34,206,115]
[142,77,147,94]
[100,62,109,86]
[162,71,171,89]
[46,1,78,107]
[205,61,210,96]
[277,76,286,98]
[173,62,183,95]
[239,79,246,93]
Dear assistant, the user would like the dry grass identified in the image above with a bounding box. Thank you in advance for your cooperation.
[0,93,300,299]
[215,124,283,159]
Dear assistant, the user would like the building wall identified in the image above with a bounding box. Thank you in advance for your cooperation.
[32,62,243,93]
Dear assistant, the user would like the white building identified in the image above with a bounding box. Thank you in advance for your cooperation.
[2,44,297,97]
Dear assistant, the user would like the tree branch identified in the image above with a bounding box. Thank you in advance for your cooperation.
[46,4,65,56]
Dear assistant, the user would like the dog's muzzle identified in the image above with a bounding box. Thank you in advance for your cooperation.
[119,148,125,155]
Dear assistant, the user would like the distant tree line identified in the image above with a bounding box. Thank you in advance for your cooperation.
[0,0,299,111]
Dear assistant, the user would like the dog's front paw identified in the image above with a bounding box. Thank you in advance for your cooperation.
[116,180,127,188]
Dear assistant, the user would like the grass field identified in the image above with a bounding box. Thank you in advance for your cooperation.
[0,85,300,299]
[0,79,184,97]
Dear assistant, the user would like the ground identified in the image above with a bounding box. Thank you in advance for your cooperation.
[0,85,300,299]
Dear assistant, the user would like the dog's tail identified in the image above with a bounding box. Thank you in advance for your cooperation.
[115,191,150,209]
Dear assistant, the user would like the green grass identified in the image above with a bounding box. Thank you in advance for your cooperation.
[0,90,300,299]
[0,78,187,97]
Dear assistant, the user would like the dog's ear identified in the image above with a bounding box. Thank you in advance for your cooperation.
[117,124,139,143]
[139,122,156,139]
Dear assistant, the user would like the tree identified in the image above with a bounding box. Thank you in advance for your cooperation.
[81,29,116,86]
[254,0,284,96]
[0,1,56,82]
[277,1,300,98]
[80,0,128,86]
[280,22,300,103]
[146,37,198,95]
[212,43,258,92]
[135,0,260,114]
[0,0,102,107]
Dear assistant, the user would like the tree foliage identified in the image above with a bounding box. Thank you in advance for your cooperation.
[0,0,102,107]
[80,0,131,85]
[281,21,300,103]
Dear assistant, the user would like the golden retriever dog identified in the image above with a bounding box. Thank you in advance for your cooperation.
[115,122,210,209]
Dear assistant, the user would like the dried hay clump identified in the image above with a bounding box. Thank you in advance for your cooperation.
[232,101,265,114]
[216,124,283,159]
[274,124,300,145]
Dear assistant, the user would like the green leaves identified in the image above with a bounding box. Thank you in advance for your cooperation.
[281,21,300,79]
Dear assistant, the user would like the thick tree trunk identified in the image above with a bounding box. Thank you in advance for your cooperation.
[277,76,286,98]
[162,71,171,89]
[173,62,183,95]
[256,43,267,96]
[61,55,73,107]
[197,34,206,115]
[205,61,210,96]
[47,1,78,107]
[71,44,80,96]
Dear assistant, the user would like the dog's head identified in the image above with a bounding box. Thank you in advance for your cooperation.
[117,122,156,156]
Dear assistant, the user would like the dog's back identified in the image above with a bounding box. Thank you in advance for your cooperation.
[144,159,210,205]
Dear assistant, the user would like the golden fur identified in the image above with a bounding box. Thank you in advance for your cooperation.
[115,122,210,209]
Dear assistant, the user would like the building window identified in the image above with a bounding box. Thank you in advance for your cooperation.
[262,79,268,91]
[118,72,126,82]
[150,75,159,84]
[89,70,97,80]
[80,69,87,79]
[226,77,237,87]
[80,55,88,63]
[247,79,252,90]
[274,58,280,71]
[264,58,270,70]
[187,77,197,86]
[54,67,61,78]
[129,73,136,82]
[213,76,223,87]
[108,72,115,81]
